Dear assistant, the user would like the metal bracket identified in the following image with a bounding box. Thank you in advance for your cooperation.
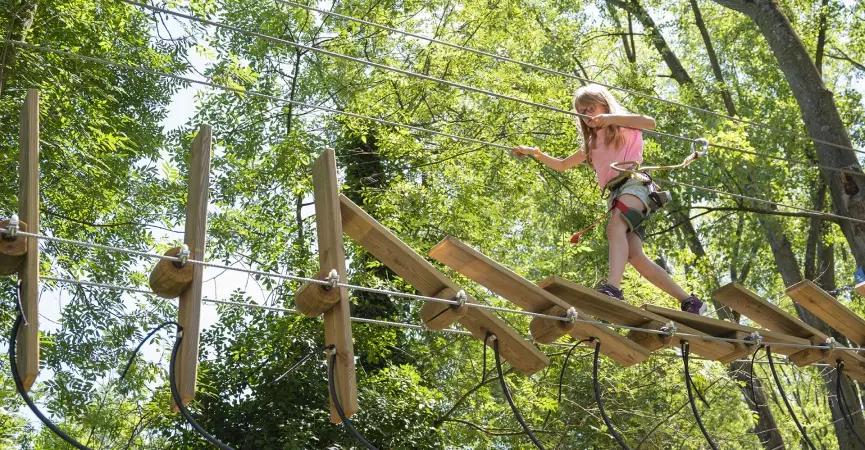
[324,268,339,291]
[565,307,578,323]
[3,214,19,240]
[747,331,763,347]
[825,337,838,351]
[661,321,677,338]
[452,289,467,308]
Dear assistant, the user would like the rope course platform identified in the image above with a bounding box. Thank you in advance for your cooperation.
[714,283,865,381]
[538,276,738,361]
[429,237,649,367]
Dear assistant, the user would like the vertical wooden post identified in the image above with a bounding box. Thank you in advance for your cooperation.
[17,89,39,391]
[173,124,211,410]
[312,149,358,422]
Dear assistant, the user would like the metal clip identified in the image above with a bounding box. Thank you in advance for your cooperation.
[4,214,19,239]
[178,244,190,265]
[825,337,838,351]
[660,321,677,338]
[326,269,340,290]
[452,290,467,308]
[565,307,578,323]
[690,138,710,157]
[747,331,763,347]
[485,333,498,344]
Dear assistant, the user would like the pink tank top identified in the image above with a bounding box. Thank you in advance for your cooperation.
[589,127,644,187]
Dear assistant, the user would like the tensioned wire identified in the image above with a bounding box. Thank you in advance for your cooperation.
[117,0,865,179]
[39,275,839,364]
[271,0,865,157]
[4,40,862,227]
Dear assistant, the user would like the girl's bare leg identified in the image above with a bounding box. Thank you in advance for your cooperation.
[626,232,689,301]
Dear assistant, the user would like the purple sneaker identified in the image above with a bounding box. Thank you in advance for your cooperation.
[680,295,707,315]
[597,283,625,301]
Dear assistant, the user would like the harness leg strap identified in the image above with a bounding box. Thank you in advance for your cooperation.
[613,200,646,233]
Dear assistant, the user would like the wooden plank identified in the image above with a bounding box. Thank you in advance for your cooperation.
[17,89,39,391]
[713,282,865,381]
[339,195,548,375]
[174,125,211,411]
[641,304,810,357]
[713,283,823,339]
[314,149,357,423]
[539,276,738,361]
[787,280,865,347]
[430,238,649,367]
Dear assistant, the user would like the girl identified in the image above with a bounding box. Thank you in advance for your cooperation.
[512,84,706,315]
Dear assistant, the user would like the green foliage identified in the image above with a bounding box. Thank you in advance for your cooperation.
[2,0,865,448]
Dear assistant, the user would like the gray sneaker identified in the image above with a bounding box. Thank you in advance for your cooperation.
[597,283,625,301]
[680,295,707,315]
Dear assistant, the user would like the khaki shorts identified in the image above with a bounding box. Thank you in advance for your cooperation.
[607,178,652,241]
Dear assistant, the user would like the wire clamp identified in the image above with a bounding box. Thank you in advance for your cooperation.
[747,331,763,347]
[452,290,467,308]
[825,337,838,351]
[565,307,578,323]
[661,321,677,338]
[4,214,19,240]
[324,269,339,291]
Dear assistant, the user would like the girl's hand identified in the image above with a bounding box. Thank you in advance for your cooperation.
[586,114,617,128]
[511,145,539,158]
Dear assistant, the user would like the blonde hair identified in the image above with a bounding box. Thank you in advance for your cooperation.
[572,84,627,167]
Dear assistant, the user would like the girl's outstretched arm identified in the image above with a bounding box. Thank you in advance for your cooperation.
[586,114,656,130]
[512,146,586,172]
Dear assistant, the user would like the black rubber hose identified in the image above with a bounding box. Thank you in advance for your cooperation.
[9,312,93,449]
[493,337,546,450]
[836,361,865,448]
[169,328,236,450]
[766,346,816,450]
[681,341,718,450]
[592,340,631,450]
[327,351,379,450]
[749,346,761,406]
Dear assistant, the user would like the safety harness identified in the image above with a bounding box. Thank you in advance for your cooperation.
[570,138,709,244]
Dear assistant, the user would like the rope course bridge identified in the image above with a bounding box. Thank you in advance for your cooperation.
[2,0,865,447]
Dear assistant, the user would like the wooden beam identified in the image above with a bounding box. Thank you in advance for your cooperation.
[713,283,823,339]
[17,89,39,391]
[430,237,650,367]
[787,280,865,347]
[339,195,548,375]
[713,282,865,381]
[313,150,357,423]
[539,276,738,361]
[640,304,810,357]
[174,125,212,410]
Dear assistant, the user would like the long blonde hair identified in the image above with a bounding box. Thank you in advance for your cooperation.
[572,84,627,167]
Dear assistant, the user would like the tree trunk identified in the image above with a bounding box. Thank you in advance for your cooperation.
[710,0,865,272]
[0,0,39,98]
[688,0,736,117]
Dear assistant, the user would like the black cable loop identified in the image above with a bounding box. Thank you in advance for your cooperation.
[327,348,379,450]
[836,361,865,448]
[681,341,719,450]
[493,336,547,450]
[9,311,93,450]
[169,327,236,450]
[749,346,762,406]
[592,340,631,450]
[766,346,817,450]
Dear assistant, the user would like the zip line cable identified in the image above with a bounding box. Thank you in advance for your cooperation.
[118,0,865,179]
[273,0,865,156]
[6,40,865,226]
